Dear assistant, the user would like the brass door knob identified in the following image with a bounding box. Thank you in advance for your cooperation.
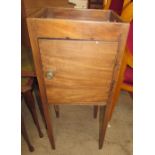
[46,70,54,80]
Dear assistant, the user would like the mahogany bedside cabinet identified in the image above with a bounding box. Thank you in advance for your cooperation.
[27,7,129,149]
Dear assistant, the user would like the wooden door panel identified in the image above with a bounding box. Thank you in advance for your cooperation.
[39,39,118,104]
[46,87,109,104]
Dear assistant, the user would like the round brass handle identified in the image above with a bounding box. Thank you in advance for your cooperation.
[46,70,54,80]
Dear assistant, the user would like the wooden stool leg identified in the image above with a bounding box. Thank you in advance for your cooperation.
[54,105,59,118]
[21,115,34,152]
[23,90,43,138]
[33,84,47,129]
[93,105,98,118]
[99,105,108,149]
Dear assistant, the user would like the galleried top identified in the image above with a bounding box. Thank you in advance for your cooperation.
[28,7,123,23]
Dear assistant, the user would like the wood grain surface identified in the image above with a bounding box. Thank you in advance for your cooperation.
[39,39,118,104]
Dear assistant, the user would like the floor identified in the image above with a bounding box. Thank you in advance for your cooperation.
[21,91,133,155]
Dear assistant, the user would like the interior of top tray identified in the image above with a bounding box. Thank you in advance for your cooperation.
[34,7,121,22]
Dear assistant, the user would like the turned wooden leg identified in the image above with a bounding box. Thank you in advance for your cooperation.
[93,105,98,118]
[54,105,60,118]
[23,90,43,138]
[21,115,34,152]
[99,105,109,149]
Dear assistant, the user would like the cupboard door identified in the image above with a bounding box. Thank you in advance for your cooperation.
[39,39,118,104]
